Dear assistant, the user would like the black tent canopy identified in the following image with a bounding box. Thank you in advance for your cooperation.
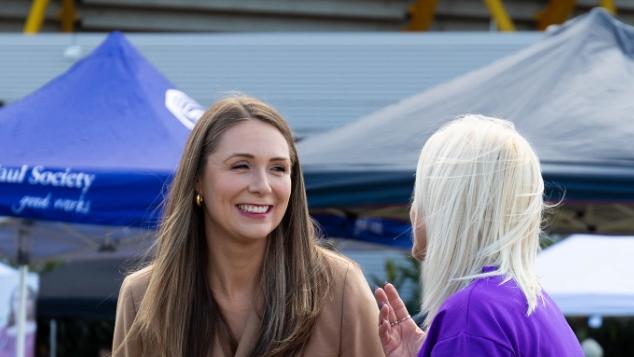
[301,9,634,239]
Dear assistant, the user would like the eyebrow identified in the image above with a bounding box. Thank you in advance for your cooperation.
[224,153,290,163]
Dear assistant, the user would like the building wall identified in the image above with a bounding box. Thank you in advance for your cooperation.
[3,0,634,33]
[0,32,538,136]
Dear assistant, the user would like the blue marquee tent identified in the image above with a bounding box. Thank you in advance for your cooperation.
[0,32,204,263]
[300,9,634,246]
[0,32,205,354]
[0,32,202,230]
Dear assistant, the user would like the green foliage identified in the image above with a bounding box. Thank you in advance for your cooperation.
[0,258,64,273]
[370,254,421,313]
[539,233,564,250]
[32,260,65,274]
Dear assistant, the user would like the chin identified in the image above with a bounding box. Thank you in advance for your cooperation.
[239,229,275,241]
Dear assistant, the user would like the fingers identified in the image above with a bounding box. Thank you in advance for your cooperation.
[379,301,390,324]
[374,287,388,308]
[379,304,398,355]
[375,287,397,322]
[384,283,411,321]
[378,316,393,352]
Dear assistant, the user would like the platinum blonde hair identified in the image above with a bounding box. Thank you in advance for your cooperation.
[413,115,544,328]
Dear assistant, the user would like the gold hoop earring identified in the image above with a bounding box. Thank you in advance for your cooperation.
[195,193,204,207]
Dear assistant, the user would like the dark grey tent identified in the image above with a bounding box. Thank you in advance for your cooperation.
[300,9,634,241]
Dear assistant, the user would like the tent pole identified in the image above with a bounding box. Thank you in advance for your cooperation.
[16,265,28,357]
[16,220,30,357]
[50,319,57,357]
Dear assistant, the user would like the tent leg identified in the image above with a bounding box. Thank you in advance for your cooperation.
[50,319,57,357]
[16,264,28,357]
[16,219,30,357]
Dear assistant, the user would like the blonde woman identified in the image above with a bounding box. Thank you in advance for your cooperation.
[375,116,583,356]
[112,96,383,356]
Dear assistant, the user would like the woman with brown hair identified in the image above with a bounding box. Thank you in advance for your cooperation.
[112,96,383,357]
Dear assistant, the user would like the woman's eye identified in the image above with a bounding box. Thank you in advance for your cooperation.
[272,165,287,173]
[231,163,249,170]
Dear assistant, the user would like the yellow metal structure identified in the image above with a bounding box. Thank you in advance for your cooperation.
[537,0,576,30]
[537,0,617,30]
[483,0,516,31]
[407,0,515,32]
[404,0,618,33]
[24,0,50,34]
[60,0,76,32]
[406,0,439,31]
[600,0,616,14]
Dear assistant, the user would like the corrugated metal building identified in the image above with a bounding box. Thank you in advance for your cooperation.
[0,32,539,136]
[3,0,634,32]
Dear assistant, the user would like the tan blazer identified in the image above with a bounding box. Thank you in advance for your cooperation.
[112,251,385,356]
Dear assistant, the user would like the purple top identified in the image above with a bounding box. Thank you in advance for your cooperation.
[418,267,583,357]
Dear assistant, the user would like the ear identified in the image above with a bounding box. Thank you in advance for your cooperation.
[195,178,202,195]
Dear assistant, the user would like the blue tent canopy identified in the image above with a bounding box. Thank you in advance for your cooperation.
[0,32,202,228]
[300,9,634,246]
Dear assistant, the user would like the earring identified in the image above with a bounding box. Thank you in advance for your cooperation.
[195,193,204,207]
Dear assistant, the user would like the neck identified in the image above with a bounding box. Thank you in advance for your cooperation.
[206,229,267,301]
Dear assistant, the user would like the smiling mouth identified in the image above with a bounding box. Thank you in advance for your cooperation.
[237,204,272,214]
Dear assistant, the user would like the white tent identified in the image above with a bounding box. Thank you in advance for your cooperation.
[537,234,634,316]
[0,262,40,324]
[0,261,39,357]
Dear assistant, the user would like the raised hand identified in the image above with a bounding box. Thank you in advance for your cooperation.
[374,283,426,357]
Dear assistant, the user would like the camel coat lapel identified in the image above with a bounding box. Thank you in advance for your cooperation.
[233,310,261,357]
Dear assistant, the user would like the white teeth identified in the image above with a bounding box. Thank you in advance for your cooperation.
[238,204,269,214]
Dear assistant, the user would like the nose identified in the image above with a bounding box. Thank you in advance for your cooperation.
[248,167,272,195]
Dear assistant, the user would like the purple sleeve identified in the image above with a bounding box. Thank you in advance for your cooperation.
[431,333,515,357]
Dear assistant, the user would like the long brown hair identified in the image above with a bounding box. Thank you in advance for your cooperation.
[121,96,331,356]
